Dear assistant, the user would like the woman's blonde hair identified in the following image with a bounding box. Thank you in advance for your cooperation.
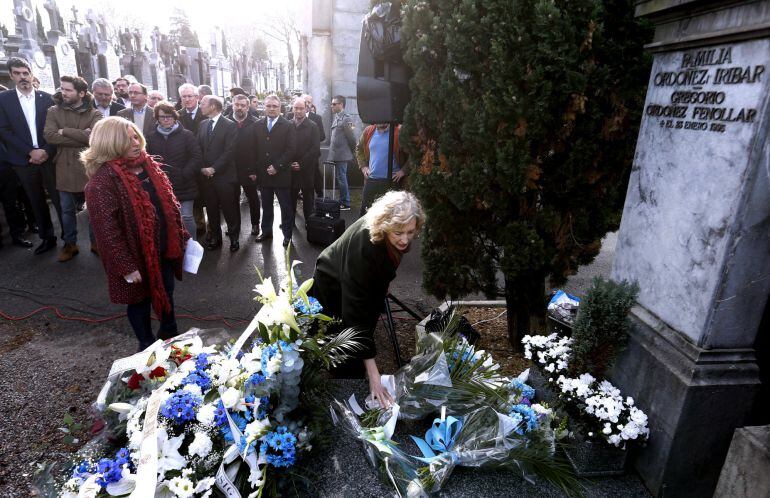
[81,117,145,177]
[365,191,425,243]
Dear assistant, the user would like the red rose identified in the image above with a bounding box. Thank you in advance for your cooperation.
[126,372,144,390]
[149,366,167,379]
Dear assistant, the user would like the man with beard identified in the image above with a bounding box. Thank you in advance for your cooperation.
[289,97,320,226]
[113,77,131,107]
[43,75,102,261]
[230,95,261,237]
[255,95,296,247]
[0,57,60,254]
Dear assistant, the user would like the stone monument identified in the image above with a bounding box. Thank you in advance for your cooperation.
[610,1,768,496]
[9,0,56,92]
[43,0,78,82]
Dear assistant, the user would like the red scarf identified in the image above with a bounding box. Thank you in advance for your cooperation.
[107,152,185,315]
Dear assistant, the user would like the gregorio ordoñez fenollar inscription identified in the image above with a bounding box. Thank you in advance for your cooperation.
[644,45,764,133]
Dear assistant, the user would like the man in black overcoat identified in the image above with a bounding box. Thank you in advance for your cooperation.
[254,94,296,247]
[230,95,261,236]
[288,98,320,226]
[196,96,240,252]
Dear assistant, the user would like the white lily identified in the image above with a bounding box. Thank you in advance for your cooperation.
[156,428,187,480]
[108,402,134,415]
[105,467,136,496]
[254,277,278,303]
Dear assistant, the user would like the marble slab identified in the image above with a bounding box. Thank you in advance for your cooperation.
[612,39,770,346]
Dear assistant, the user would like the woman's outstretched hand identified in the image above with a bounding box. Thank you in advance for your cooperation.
[365,358,394,408]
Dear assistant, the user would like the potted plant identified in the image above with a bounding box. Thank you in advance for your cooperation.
[522,277,646,476]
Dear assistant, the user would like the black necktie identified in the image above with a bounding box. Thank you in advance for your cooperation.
[207,120,214,140]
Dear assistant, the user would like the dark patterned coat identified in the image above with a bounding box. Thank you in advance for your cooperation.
[85,164,186,306]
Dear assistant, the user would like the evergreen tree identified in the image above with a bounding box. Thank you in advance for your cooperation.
[401,0,651,349]
[170,9,200,48]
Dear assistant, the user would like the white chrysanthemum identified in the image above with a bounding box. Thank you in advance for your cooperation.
[188,432,213,458]
[244,417,271,442]
[168,475,196,498]
[210,358,241,386]
[182,383,202,397]
[221,387,241,409]
[196,403,216,426]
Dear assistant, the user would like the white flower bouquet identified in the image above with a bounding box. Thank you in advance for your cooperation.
[522,333,649,448]
[51,260,362,498]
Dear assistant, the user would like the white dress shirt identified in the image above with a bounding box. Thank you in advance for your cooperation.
[16,88,38,148]
[133,105,147,132]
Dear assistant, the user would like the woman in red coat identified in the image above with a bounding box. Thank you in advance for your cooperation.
[82,117,189,350]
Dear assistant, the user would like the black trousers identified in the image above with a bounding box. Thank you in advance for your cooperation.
[202,180,241,240]
[12,161,61,241]
[259,187,293,239]
[0,168,26,239]
[291,186,315,224]
[126,259,177,350]
[360,178,393,216]
[241,183,261,227]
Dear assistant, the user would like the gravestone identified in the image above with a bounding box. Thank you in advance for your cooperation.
[10,0,56,93]
[610,1,768,496]
[132,51,153,87]
[51,35,78,80]
[149,52,168,97]
[98,41,121,81]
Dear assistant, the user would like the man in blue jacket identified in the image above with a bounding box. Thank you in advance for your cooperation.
[0,58,61,254]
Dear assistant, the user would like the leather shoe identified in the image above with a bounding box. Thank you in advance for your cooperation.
[282,238,291,248]
[251,224,259,236]
[255,233,272,242]
[12,237,34,248]
[58,242,79,262]
[207,239,222,250]
[34,237,57,255]
[230,240,240,252]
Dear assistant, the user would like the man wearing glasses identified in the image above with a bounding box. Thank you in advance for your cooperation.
[117,83,157,138]
[327,95,356,210]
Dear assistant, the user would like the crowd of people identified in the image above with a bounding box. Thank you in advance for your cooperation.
[0,57,409,256]
[0,56,421,397]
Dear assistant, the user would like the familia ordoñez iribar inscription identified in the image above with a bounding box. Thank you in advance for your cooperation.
[645,45,764,133]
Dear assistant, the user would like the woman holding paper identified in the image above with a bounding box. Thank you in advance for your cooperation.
[312,191,425,408]
[83,117,189,350]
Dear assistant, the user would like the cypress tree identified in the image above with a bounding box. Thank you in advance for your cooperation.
[401,0,651,349]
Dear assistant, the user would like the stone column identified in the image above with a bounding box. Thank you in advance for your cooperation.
[610,1,768,496]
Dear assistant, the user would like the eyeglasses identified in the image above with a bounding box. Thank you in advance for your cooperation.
[157,115,175,120]
[331,102,341,105]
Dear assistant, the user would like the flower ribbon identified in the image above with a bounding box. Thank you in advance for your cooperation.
[410,415,463,463]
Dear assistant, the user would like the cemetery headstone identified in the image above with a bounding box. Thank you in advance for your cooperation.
[610,1,768,496]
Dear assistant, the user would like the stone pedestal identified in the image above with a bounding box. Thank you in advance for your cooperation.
[610,1,769,496]
[714,425,770,498]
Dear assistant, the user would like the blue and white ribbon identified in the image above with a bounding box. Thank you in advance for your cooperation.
[410,415,463,463]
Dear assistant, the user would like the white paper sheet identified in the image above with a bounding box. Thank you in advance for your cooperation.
[183,239,204,274]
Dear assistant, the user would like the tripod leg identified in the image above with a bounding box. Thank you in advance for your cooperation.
[386,293,422,320]
[384,297,404,367]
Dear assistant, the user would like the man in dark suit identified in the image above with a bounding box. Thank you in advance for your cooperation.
[178,83,207,236]
[255,94,296,247]
[197,95,240,252]
[91,78,125,118]
[0,57,60,254]
[117,83,157,138]
[230,95,261,236]
[289,97,320,226]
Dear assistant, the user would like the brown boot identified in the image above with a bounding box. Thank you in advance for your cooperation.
[58,243,79,262]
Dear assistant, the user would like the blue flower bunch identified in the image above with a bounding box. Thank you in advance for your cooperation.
[72,447,132,488]
[509,404,539,434]
[262,426,297,468]
[181,369,212,392]
[160,391,202,425]
[195,353,211,370]
[213,400,229,427]
[261,341,293,372]
[293,296,323,315]
[221,412,248,444]
[446,349,477,375]
[510,379,535,402]
[246,372,266,387]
